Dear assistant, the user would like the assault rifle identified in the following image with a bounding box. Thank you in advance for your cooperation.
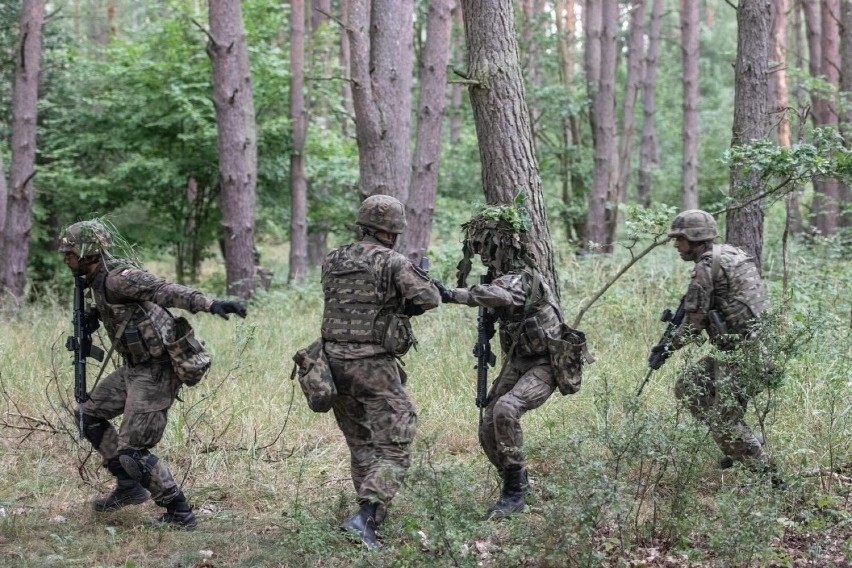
[66,276,105,410]
[636,296,686,396]
[473,271,496,415]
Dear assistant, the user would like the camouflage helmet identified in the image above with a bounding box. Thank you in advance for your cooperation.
[668,209,719,242]
[456,201,533,286]
[356,194,407,234]
[58,220,112,258]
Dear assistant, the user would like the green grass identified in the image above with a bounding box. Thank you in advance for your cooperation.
[1,234,850,567]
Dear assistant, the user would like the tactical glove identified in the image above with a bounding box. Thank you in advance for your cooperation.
[210,300,248,320]
[83,306,101,334]
[431,279,457,304]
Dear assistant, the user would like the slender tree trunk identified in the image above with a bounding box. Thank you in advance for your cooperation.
[681,0,700,210]
[0,151,6,235]
[816,0,841,234]
[347,0,414,202]
[401,0,453,263]
[207,0,258,299]
[311,0,330,30]
[727,0,771,270]
[1,0,44,305]
[449,1,465,146]
[289,0,308,285]
[461,0,559,298]
[769,0,791,147]
[638,0,662,207]
[338,0,355,138]
[612,0,646,243]
[840,0,852,226]
[584,0,618,251]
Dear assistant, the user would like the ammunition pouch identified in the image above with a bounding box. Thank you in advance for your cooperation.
[381,314,417,356]
[291,339,336,412]
[162,317,211,386]
[548,323,594,395]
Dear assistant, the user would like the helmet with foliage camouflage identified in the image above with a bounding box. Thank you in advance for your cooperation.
[667,209,719,242]
[356,194,407,235]
[456,198,534,286]
[58,220,113,259]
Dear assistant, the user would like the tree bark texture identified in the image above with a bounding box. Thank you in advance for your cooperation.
[347,0,414,202]
[460,0,559,298]
[338,0,355,138]
[840,0,852,227]
[614,0,647,235]
[681,0,700,210]
[400,0,453,263]
[449,2,465,146]
[638,0,663,207]
[769,0,790,147]
[0,150,7,235]
[208,0,258,299]
[584,0,618,251]
[727,0,771,271]
[289,0,308,285]
[2,0,44,304]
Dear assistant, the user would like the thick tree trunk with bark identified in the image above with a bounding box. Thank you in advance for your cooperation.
[1,0,44,305]
[681,0,700,210]
[461,0,559,297]
[289,0,308,285]
[347,0,414,202]
[400,0,453,263]
[638,0,663,206]
[727,0,771,270]
[584,0,618,251]
[338,0,355,138]
[208,0,258,299]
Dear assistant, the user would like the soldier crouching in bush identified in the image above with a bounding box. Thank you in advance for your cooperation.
[59,219,246,530]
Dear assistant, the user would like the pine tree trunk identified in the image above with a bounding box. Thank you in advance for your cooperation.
[638,0,662,207]
[347,0,414,202]
[400,0,453,263]
[727,0,771,271]
[208,0,258,299]
[289,0,308,285]
[1,0,44,305]
[461,0,559,298]
[681,0,700,210]
[839,0,852,227]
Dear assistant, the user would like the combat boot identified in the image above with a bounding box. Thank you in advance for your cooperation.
[487,465,527,520]
[340,501,380,551]
[149,492,197,531]
[93,459,150,512]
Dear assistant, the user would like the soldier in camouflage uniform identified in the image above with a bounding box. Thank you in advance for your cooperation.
[59,220,247,530]
[433,211,567,519]
[322,195,440,550]
[663,210,784,485]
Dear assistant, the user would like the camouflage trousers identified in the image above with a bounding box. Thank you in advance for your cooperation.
[675,355,768,469]
[329,354,417,508]
[77,360,183,505]
[480,355,556,472]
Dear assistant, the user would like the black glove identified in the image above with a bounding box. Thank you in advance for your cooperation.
[210,300,248,320]
[83,306,100,334]
[431,279,457,304]
[648,344,668,369]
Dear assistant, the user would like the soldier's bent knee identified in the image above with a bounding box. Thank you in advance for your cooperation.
[77,411,110,449]
[118,449,159,486]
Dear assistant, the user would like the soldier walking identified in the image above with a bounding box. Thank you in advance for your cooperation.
[321,195,440,550]
[59,219,247,530]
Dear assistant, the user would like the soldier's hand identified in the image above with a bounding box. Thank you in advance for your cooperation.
[83,307,101,334]
[210,300,248,320]
[648,344,667,368]
[431,279,457,304]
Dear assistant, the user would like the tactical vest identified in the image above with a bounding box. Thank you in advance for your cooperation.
[321,244,396,344]
[91,269,175,364]
[708,244,771,336]
[498,269,563,358]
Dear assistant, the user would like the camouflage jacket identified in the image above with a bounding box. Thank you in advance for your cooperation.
[675,244,770,350]
[321,236,439,360]
[88,261,212,363]
[454,268,562,359]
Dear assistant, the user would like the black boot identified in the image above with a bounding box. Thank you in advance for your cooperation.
[150,492,197,531]
[340,501,380,551]
[487,465,527,520]
[93,459,150,512]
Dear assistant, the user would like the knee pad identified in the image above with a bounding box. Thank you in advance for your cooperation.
[77,412,110,449]
[117,449,159,486]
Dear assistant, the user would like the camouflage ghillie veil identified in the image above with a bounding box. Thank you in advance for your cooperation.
[58,218,141,271]
[455,198,535,287]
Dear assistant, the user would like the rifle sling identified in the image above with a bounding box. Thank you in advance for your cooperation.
[89,309,134,393]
